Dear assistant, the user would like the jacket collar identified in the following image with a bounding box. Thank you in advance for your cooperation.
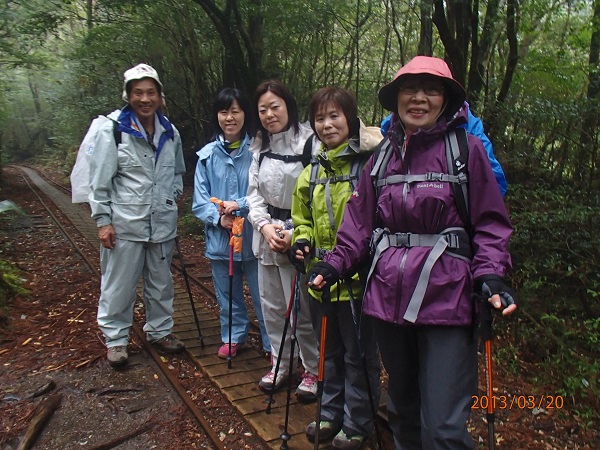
[117,106,175,157]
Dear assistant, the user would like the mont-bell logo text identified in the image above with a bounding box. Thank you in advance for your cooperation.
[455,160,466,171]
[417,183,443,189]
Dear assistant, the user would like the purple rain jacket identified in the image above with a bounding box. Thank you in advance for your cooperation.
[323,108,513,326]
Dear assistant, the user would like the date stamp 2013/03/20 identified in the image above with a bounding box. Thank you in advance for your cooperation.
[472,395,564,410]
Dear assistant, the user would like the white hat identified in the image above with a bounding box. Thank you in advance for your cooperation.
[121,63,164,102]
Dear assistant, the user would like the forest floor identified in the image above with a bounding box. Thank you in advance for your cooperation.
[0,165,598,450]
[0,166,268,450]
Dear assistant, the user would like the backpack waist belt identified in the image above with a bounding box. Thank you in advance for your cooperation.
[267,204,291,221]
[367,226,472,323]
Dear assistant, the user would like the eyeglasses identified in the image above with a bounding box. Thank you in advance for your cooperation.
[398,85,444,97]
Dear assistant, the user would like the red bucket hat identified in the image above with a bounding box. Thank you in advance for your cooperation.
[378,56,466,117]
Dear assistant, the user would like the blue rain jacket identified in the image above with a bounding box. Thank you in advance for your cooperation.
[192,134,255,261]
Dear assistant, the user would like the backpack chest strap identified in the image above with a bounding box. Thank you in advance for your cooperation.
[313,173,358,185]
[313,174,359,230]
[366,227,472,323]
[310,156,364,230]
[260,151,305,164]
[375,172,465,188]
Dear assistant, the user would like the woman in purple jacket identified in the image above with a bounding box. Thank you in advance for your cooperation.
[307,56,517,449]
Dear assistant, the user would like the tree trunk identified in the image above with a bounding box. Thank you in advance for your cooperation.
[191,0,265,95]
[0,129,3,185]
[418,0,434,56]
[496,0,519,103]
[432,0,468,86]
[389,0,406,63]
[576,0,600,189]
[86,0,93,30]
[487,0,519,136]
[28,71,42,116]
[467,0,500,112]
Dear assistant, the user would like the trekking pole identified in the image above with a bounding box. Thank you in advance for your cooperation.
[174,236,204,348]
[279,271,302,450]
[481,301,495,450]
[265,271,296,413]
[313,283,331,450]
[346,280,382,450]
[227,231,234,369]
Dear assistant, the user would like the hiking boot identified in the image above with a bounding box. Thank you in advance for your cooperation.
[296,370,318,403]
[305,420,340,443]
[332,429,365,450]
[107,346,128,368]
[217,342,245,359]
[151,334,185,354]
[258,369,288,392]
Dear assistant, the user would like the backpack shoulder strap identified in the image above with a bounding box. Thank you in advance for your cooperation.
[349,151,370,191]
[308,157,321,207]
[112,120,121,147]
[370,132,470,230]
[301,134,315,167]
[309,140,370,206]
[445,128,470,231]
[259,133,315,168]
[370,137,393,197]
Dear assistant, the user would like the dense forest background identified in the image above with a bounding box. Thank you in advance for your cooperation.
[0,0,598,429]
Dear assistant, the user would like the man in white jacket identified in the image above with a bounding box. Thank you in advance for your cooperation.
[89,64,186,368]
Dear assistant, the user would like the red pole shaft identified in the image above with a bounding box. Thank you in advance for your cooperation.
[485,339,495,450]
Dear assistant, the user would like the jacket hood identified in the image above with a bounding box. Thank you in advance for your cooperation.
[378,56,466,119]
[346,119,383,155]
[249,122,313,154]
[196,134,251,159]
[112,106,175,160]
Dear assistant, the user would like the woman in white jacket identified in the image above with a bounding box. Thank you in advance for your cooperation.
[246,80,319,402]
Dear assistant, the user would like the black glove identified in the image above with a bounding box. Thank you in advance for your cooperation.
[288,239,311,273]
[306,261,339,291]
[475,274,517,309]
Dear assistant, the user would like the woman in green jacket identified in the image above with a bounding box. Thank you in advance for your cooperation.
[291,87,381,450]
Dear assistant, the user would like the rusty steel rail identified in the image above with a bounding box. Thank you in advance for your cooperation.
[13,165,230,450]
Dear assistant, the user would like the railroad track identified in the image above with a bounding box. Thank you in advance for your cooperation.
[12,165,393,450]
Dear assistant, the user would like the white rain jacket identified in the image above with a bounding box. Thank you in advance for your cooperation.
[89,107,185,242]
[246,123,316,265]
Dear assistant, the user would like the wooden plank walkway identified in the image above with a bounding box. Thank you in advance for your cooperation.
[20,166,380,449]
[172,296,380,450]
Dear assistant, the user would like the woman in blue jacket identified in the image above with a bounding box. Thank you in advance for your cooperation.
[192,88,270,358]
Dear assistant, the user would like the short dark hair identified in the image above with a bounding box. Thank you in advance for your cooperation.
[210,88,254,140]
[308,87,359,140]
[253,80,299,150]
[125,78,162,99]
